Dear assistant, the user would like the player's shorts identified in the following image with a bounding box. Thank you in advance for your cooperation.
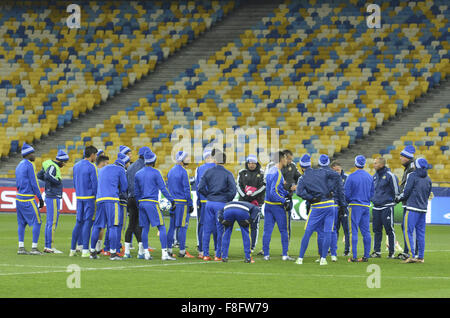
[16,199,41,226]
[139,201,164,228]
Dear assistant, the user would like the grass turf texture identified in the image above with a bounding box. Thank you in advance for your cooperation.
[0,213,449,298]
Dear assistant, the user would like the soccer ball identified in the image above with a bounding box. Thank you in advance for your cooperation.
[159,198,172,212]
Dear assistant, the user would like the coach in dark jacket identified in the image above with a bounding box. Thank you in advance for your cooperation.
[237,155,265,206]
[371,157,399,258]
[236,155,264,252]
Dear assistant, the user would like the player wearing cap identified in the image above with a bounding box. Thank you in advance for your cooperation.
[167,151,194,258]
[396,158,432,263]
[295,154,346,265]
[135,150,176,261]
[317,154,343,262]
[15,143,45,255]
[345,155,374,262]
[194,148,216,258]
[90,152,129,260]
[37,149,69,253]
[396,145,417,260]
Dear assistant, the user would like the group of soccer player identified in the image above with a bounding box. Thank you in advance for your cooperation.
[15,140,431,264]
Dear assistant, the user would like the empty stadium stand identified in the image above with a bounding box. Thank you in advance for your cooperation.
[0,0,449,185]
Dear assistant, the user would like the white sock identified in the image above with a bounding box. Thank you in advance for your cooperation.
[19,242,24,248]
[125,242,130,254]
[145,249,151,257]
[138,242,144,254]
[180,249,185,255]
[95,240,102,252]
[32,243,38,249]
[82,249,88,255]
[110,249,116,254]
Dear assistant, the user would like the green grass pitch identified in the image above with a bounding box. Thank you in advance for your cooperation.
[0,213,449,298]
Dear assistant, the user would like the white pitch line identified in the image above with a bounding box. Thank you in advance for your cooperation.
[1,266,450,281]
[0,259,242,276]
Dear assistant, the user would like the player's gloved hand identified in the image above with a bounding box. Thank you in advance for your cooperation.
[394,195,402,204]
[284,198,292,210]
[338,206,346,218]
[39,198,44,209]
[170,201,176,213]
[310,197,321,204]
[189,206,194,214]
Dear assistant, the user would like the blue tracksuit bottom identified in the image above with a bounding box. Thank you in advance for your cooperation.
[221,208,252,260]
[139,201,167,250]
[262,203,289,257]
[404,209,426,259]
[45,197,60,249]
[299,201,335,259]
[16,198,42,244]
[71,199,96,250]
[202,201,225,257]
[348,204,371,259]
[167,202,190,250]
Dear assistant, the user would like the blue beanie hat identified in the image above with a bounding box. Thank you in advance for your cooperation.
[56,150,69,162]
[117,152,130,166]
[144,150,157,164]
[415,157,430,169]
[400,145,415,160]
[355,155,366,168]
[176,151,188,163]
[138,146,151,157]
[318,154,330,167]
[119,145,131,155]
[300,154,311,168]
[21,143,35,157]
[96,149,104,157]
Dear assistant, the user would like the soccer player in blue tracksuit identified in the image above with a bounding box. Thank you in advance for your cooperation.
[371,157,399,258]
[397,145,417,259]
[296,154,346,265]
[218,201,261,263]
[396,158,432,263]
[330,161,350,256]
[15,143,45,255]
[70,145,98,257]
[194,148,216,258]
[37,149,69,254]
[262,151,294,261]
[167,151,194,258]
[135,150,176,261]
[90,152,129,260]
[197,148,236,261]
[345,155,374,262]
[317,154,343,262]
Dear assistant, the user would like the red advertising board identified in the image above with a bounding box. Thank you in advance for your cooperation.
[0,187,77,214]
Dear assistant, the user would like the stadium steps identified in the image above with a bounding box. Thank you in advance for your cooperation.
[333,76,450,171]
[0,0,282,176]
